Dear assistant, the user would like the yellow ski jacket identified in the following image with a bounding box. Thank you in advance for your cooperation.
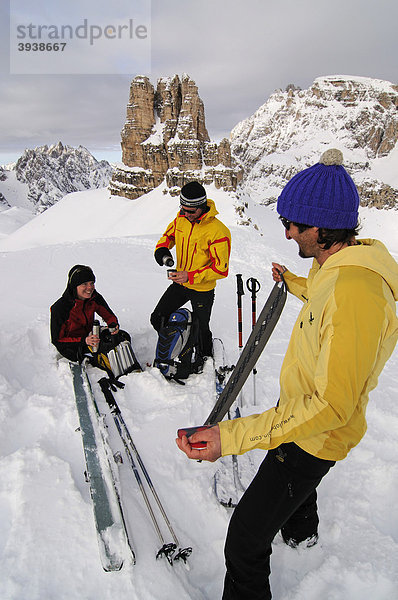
[219,239,398,461]
[155,199,231,292]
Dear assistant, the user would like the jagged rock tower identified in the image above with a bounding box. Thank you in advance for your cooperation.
[110,74,240,199]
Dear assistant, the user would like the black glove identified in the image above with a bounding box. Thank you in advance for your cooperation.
[154,247,174,267]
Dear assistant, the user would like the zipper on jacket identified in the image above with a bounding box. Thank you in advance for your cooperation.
[179,235,185,270]
[183,223,195,272]
[188,243,197,271]
[82,299,90,331]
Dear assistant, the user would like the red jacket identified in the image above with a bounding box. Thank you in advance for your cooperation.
[50,288,117,361]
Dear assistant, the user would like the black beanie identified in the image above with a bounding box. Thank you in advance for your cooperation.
[180,182,207,207]
[68,265,96,289]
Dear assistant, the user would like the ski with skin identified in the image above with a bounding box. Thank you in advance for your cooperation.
[212,342,247,507]
[70,362,135,571]
[98,377,192,565]
[205,280,287,426]
[210,281,287,506]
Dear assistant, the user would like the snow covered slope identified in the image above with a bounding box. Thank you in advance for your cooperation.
[0,185,397,599]
[0,169,34,239]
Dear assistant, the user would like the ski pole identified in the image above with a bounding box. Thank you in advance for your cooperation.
[116,408,192,563]
[246,277,261,405]
[236,274,245,407]
[113,411,177,564]
[99,378,192,564]
[98,378,175,562]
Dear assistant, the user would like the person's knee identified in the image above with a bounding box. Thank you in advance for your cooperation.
[151,309,170,332]
[150,311,161,331]
[225,511,251,558]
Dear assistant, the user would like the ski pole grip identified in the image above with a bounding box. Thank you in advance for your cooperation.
[177,425,212,449]
[246,277,261,298]
[108,322,118,333]
[247,278,261,327]
[236,274,244,349]
[236,274,244,298]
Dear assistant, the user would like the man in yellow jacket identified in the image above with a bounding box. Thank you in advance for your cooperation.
[151,181,231,359]
[177,150,398,600]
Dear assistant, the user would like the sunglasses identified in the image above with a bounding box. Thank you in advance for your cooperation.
[180,205,199,215]
[279,216,292,230]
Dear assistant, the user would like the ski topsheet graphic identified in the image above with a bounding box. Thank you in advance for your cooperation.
[205,280,287,426]
[70,362,134,571]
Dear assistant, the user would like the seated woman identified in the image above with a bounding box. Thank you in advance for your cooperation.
[50,264,119,364]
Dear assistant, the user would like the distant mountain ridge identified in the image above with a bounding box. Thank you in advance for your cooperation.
[1,142,112,213]
[231,75,398,209]
[2,75,397,218]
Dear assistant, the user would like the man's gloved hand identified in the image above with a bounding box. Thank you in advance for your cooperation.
[155,247,174,267]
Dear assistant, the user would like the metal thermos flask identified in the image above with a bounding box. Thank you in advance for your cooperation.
[92,319,100,353]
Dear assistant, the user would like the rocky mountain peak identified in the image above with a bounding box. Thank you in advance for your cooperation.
[110,74,240,199]
[231,75,398,208]
[13,143,112,212]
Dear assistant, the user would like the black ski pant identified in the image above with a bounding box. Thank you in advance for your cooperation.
[56,341,87,363]
[150,282,215,357]
[222,443,335,600]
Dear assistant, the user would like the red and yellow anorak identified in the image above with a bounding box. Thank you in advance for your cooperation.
[155,199,231,292]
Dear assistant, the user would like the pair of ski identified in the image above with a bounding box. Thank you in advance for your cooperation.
[207,278,287,507]
[70,363,132,571]
[71,362,191,571]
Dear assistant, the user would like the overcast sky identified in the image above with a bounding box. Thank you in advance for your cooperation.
[1,0,397,165]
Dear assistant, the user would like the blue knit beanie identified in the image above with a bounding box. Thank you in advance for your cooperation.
[277,149,360,229]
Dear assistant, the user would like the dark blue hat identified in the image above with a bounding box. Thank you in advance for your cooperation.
[277,149,360,229]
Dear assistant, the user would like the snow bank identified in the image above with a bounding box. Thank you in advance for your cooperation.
[0,185,396,599]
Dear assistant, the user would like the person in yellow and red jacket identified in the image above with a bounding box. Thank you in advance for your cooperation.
[151,181,231,359]
[177,150,398,600]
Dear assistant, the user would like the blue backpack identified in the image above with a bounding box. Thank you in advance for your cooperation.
[154,308,201,383]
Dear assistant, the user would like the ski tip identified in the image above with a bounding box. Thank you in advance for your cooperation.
[102,560,124,572]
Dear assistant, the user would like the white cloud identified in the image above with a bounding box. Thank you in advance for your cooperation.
[1,0,397,161]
